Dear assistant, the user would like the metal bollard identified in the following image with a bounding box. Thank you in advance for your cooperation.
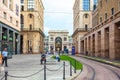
[70,61,72,76]
[63,62,65,80]
[44,61,46,80]
[74,60,76,73]
[5,71,8,80]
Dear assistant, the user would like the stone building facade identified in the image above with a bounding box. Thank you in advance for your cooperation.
[0,0,21,54]
[80,0,120,60]
[72,0,98,53]
[48,30,73,53]
[20,0,45,54]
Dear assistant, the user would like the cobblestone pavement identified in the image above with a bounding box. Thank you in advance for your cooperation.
[0,54,79,80]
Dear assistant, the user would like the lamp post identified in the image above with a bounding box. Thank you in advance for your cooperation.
[15,38,19,54]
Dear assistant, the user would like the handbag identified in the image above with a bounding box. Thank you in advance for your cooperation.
[0,54,2,65]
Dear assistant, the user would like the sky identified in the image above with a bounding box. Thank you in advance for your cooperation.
[42,0,75,35]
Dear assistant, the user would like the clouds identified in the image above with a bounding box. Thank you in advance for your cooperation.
[42,0,75,35]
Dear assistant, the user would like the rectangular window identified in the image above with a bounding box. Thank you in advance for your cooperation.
[100,1,102,8]
[9,0,13,10]
[3,0,6,5]
[16,4,19,16]
[4,12,6,19]
[83,0,90,11]
[105,13,107,20]
[100,17,102,23]
[21,0,24,3]
[3,0,5,4]
[21,5,24,11]
[28,0,34,11]
[16,21,18,26]
[10,17,12,23]
[111,8,114,15]
[85,24,88,30]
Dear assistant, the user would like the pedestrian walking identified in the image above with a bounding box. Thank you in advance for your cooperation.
[2,48,8,67]
[56,54,60,62]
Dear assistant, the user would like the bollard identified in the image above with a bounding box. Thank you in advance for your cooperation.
[70,61,72,76]
[5,71,8,80]
[44,61,46,80]
[63,62,65,80]
[74,60,76,73]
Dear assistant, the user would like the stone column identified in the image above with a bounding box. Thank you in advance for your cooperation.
[87,37,89,52]
[13,32,15,54]
[78,37,81,53]
[90,35,93,56]
[84,39,86,54]
[114,23,120,60]
[17,34,20,54]
[109,24,116,60]
[101,29,105,58]
[23,34,27,54]
[95,33,98,57]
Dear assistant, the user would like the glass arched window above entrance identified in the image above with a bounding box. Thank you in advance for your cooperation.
[55,37,62,51]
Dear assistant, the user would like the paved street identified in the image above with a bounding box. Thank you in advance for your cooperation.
[0,54,79,80]
[72,56,120,80]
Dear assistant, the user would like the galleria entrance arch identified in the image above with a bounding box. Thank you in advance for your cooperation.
[55,37,62,51]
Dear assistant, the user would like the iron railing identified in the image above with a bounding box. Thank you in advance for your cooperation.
[21,28,45,37]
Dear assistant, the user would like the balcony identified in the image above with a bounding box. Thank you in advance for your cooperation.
[21,28,45,37]
[72,28,91,37]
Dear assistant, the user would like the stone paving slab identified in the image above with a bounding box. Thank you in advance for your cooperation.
[0,54,80,80]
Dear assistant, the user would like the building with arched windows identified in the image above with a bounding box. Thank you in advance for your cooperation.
[72,0,98,54]
[20,0,45,54]
[47,30,73,53]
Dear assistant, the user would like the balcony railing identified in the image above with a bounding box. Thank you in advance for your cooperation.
[76,28,91,31]
[72,28,91,37]
[21,28,45,37]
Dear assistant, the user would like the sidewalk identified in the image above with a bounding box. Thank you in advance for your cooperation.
[76,54,120,68]
[0,54,80,80]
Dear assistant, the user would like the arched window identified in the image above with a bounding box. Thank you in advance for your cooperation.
[29,14,33,18]
[84,14,88,18]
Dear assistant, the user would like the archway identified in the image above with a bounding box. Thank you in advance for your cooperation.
[55,37,62,51]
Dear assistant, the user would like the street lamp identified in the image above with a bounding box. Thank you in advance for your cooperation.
[16,39,19,43]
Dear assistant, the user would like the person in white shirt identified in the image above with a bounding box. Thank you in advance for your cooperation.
[2,48,8,67]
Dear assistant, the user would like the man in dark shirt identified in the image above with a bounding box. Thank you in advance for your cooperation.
[40,53,46,64]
